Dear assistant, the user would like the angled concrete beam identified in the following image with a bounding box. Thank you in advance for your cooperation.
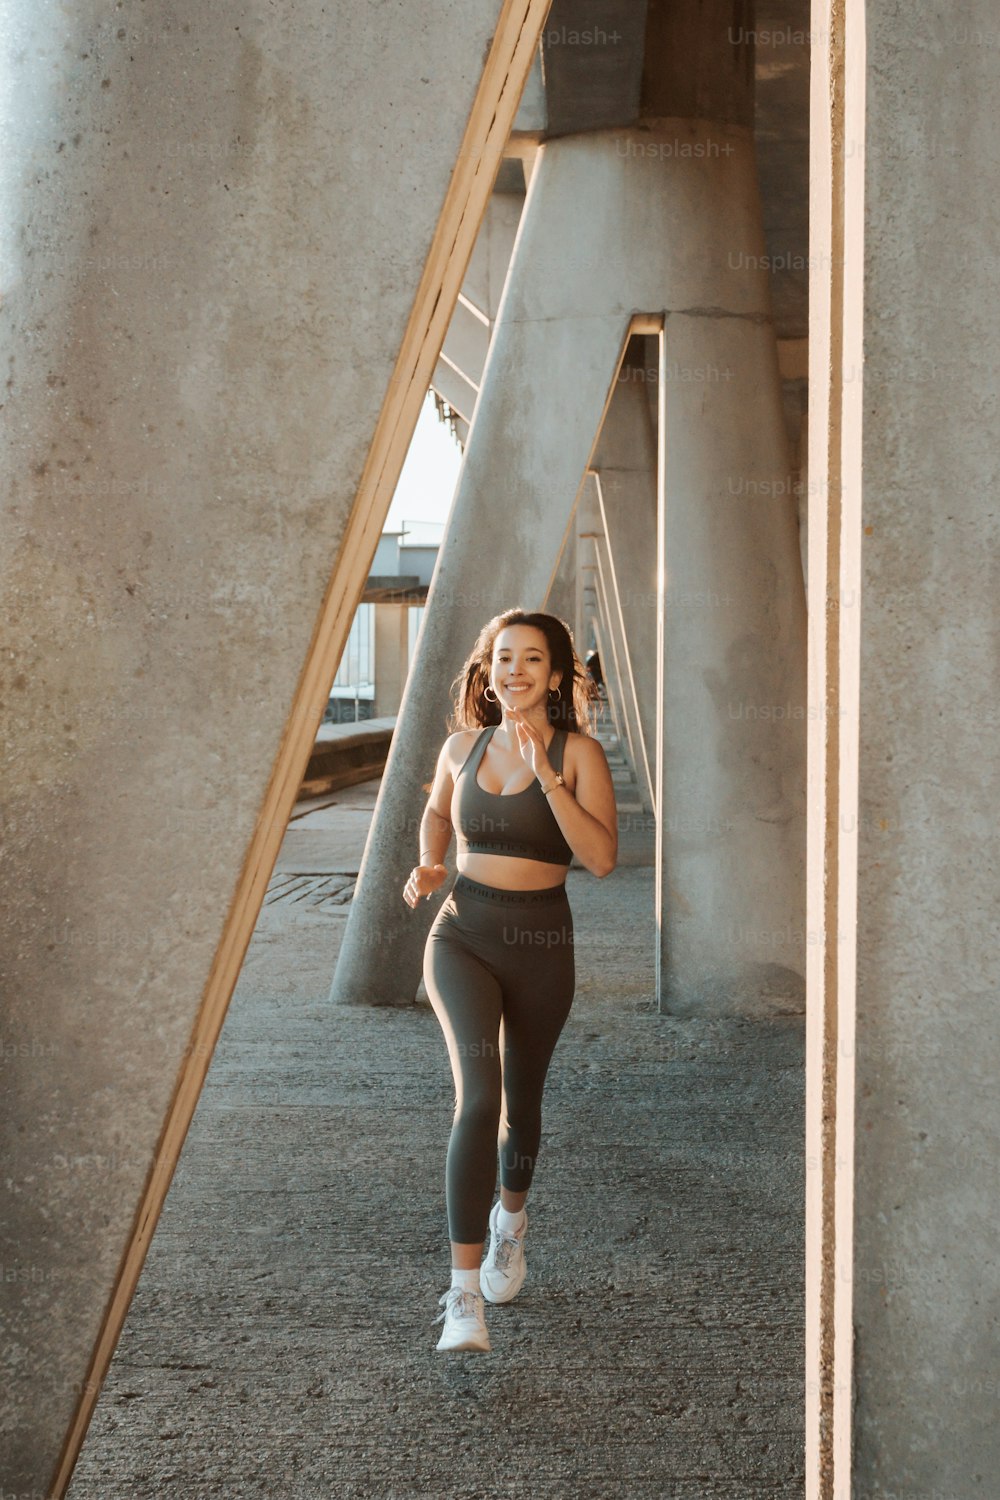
[431,355,479,423]
[439,296,492,389]
[0,1,550,1492]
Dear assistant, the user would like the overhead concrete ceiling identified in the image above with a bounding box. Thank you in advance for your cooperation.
[539,0,649,134]
[508,0,810,341]
[432,1,810,456]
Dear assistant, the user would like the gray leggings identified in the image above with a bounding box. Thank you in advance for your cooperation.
[423,873,576,1243]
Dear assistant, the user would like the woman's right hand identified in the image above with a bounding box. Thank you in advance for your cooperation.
[402,863,449,908]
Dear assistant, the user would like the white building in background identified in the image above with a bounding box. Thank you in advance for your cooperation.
[326,524,440,723]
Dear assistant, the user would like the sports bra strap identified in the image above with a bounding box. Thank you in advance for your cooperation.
[458,723,566,781]
[457,725,493,782]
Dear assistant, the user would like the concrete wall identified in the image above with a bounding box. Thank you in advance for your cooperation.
[806,0,1000,1492]
[0,0,546,1491]
[852,2,1000,1489]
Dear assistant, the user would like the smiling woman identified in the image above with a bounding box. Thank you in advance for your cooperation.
[401,608,618,1352]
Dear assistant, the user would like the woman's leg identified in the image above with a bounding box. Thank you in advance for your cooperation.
[496,899,575,1200]
[423,915,504,1266]
[479,896,574,1305]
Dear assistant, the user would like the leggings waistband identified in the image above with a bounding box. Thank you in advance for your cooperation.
[452,873,569,906]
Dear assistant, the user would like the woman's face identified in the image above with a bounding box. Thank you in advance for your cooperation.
[489,625,561,714]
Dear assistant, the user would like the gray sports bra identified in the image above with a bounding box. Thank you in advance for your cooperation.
[453,724,574,866]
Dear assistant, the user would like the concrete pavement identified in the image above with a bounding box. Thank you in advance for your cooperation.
[67,769,805,1499]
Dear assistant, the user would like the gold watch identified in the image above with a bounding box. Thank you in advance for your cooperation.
[540,772,565,795]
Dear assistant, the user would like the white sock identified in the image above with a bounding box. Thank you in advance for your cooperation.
[450,1266,481,1293]
[497,1202,526,1234]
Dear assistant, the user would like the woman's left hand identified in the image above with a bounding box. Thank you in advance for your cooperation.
[509,706,552,782]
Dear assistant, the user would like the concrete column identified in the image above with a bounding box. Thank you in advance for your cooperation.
[0,0,548,1491]
[591,364,659,811]
[809,1,1000,1493]
[631,6,808,1017]
[655,305,806,1015]
[575,472,607,660]
[591,522,648,805]
[579,535,630,753]
[373,603,410,717]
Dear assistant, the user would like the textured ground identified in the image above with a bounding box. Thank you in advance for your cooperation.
[67,779,805,1499]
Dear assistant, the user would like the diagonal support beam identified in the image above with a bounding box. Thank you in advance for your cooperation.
[0,3,551,1494]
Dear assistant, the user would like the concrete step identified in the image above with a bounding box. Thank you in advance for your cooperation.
[298,716,397,799]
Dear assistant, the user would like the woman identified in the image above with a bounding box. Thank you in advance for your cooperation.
[402,608,618,1352]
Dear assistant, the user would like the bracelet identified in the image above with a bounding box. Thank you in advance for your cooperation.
[419,850,437,862]
[540,773,565,796]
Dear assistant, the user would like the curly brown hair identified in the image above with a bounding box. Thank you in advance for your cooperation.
[446,609,600,736]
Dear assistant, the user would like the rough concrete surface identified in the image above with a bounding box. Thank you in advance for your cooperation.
[67,778,805,1499]
[1,2,532,1481]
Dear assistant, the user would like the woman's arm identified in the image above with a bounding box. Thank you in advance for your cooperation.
[418,734,461,866]
[403,735,464,907]
[544,733,618,878]
[418,805,452,868]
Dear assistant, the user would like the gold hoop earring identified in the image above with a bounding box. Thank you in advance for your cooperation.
[484,685,498,702]
[548,686,562,701]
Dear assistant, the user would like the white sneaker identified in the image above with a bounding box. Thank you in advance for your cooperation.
[480,1200,527,1304]
[434,1285,490,1352]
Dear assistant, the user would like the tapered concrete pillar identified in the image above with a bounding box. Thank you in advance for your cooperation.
[631,8,808,1016]
[0,0,549,1491]
[579,533,631,755]
[330,219,631,1004]
[808,1,1000,1494]
[334,99,805,1009]
[542,493,578,628]
[576,487,597,653]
